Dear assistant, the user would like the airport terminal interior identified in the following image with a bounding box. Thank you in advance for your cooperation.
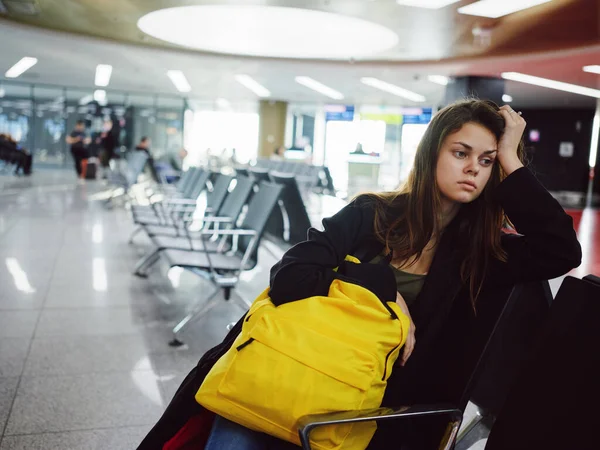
[1,0,600,449]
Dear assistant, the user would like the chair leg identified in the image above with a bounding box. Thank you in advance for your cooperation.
[169,286,223,347]
[133,248,161,277]
[128,225,142,244]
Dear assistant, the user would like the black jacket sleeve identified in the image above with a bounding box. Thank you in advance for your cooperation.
[489,167,582,285]
[268,196,376,305]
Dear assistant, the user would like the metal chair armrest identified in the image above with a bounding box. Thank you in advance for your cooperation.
[297,404,462,450]
[199,216,233,223]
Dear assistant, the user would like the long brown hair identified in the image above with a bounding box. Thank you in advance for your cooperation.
[365,99,525,308]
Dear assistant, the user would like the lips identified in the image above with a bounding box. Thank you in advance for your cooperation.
[458,181,477,190]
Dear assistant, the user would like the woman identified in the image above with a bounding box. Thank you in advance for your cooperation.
[138,100,581,450]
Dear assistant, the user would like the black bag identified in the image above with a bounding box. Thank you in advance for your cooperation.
[85,159,97,179]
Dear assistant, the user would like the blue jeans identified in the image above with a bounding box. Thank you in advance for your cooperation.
[205,415,300,450]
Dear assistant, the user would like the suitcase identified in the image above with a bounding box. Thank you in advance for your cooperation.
[84,158,97,180]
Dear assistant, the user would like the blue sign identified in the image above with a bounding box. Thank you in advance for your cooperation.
[325,105,354,122]
[403,107,433,125]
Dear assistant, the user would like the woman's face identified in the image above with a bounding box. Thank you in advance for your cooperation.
[435,122,498,205]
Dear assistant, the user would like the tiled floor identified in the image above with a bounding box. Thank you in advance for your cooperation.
[0,170,279,449]
[0,169,597,449]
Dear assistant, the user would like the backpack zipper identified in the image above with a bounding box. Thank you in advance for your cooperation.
[382,343,401,381]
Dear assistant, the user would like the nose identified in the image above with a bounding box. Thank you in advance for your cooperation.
[464,157,479,176]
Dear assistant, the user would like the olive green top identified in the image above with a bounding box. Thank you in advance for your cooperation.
[369,254,426,307]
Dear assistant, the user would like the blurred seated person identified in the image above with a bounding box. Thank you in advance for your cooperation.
[135,136,152,156]
[134,136,159,182]
[168,148,188,172]
[271,145,285,161]
[1,133,32,176]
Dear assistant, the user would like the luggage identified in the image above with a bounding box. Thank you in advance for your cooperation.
[196,255,410,450]
[84,158,97,180]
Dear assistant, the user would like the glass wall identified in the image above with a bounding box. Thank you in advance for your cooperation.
[0,80,185,169]
[184,100,259,167]
[285,103,434,199]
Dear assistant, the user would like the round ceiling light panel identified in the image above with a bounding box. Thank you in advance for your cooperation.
[138,5,399,60]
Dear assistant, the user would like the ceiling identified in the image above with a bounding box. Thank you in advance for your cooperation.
[0,0,599,108]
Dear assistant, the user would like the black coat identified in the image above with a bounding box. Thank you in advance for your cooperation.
[138,167,581,449]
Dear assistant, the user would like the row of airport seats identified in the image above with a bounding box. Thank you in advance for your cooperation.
[298,274,600,450]
[102,151,149,207]
[234,165,313,246]
[127,166,284,346]
[237,158,336,195]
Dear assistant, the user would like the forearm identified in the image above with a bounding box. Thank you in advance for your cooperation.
[498,155,524,176]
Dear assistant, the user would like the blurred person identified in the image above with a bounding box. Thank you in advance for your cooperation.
[138,100,581,450]
[1,133,32,176]
[134,136,159,182]
[271,145,285,161]
[99,120,117,174]
[66,120,90,177]
[169,148,188,172]
[135,136,152,156]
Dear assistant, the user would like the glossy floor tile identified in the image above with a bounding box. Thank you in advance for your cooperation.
[4,372,164,435]
[0,426,150,450]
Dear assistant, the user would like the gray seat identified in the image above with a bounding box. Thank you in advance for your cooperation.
[129,169,209,236]
[130,167,200,217]
[132,176,255,276]
[161,181,284,346]
[104,151,149,206]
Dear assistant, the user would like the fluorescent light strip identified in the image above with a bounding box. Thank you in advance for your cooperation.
[458,0,552,19]
[428,75,449,86]
[295,76,344,100]
[396,0,460,9]
[501,72,600,99]
[360,77,425,102]
[167,70,192,93]
[502,94,513,102]
[5,57,37,78]
[590,105,599,168]
[583,65,600,75]
[235,74,271,98]
[95,64,113,87]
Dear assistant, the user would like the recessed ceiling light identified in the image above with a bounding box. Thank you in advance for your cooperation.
[583,65,600,75]
[235,75,271,98]
[458,0,553,19]
[95,64,113,87]
[138,5,398,59]
[5,57,37,78]
[396,0,460,9]
[502,72,600,98]
[93,89,106,103]
[427,75,449,86]
[167,70,191,93]
[360,77,426,102]
[502,94,513,102]
[295,76,344,100]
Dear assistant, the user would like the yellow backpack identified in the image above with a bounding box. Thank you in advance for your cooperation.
[196,255,410,450]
